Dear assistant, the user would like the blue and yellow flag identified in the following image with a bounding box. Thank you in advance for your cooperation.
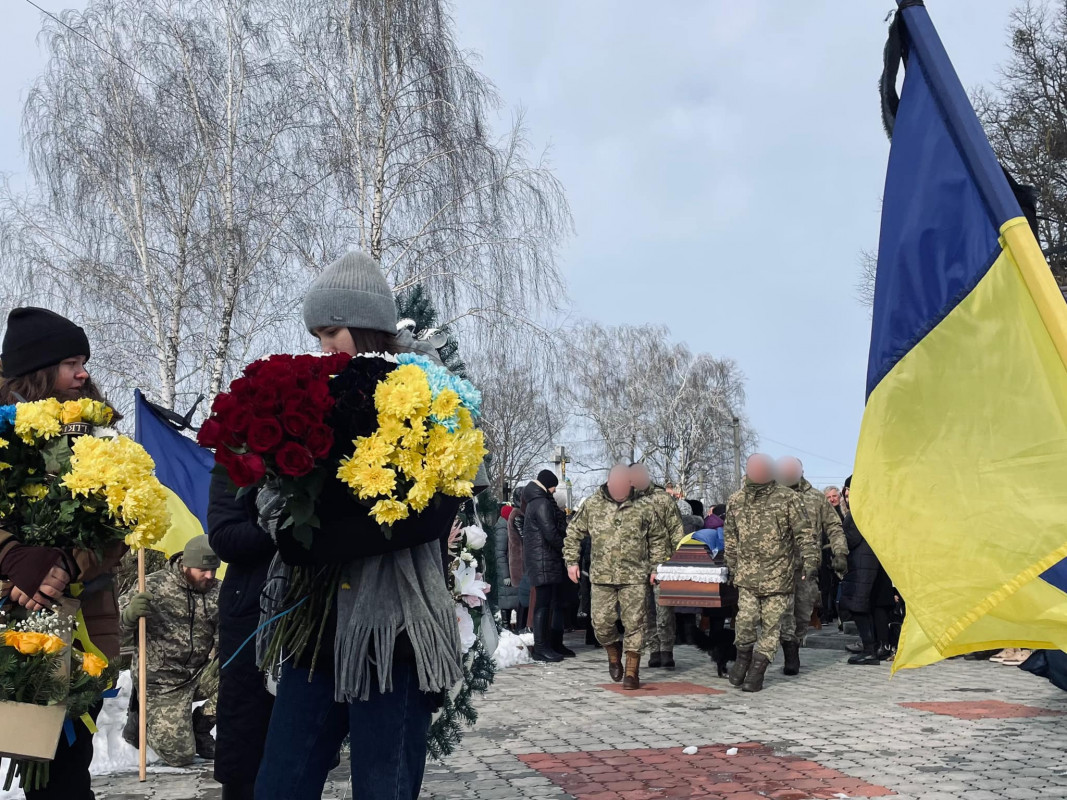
[854,2,1067,672]
[133,390,224,576]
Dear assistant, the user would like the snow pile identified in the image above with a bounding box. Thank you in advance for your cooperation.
[1,671,161,800]
[492,629,532,668]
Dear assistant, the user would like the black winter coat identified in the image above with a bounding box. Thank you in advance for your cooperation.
[521,482,566,587]
[493,515,519,611]
[838,513,895,617]
[206,472,276,785]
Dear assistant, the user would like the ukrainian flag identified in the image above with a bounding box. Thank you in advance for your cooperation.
[134,390,224,577]
[854,2,1067,672]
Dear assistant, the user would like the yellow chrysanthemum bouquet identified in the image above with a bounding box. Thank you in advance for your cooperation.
[336,355,487,527]
[0,399,170,555]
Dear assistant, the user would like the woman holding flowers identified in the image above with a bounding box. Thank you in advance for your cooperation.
[252,252,468,800]
[0,307,124,800]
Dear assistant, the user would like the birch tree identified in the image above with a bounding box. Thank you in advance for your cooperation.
[279,0,571,330]
[468,338,566,499]
[3,0,311,410]
[564,322,753,502]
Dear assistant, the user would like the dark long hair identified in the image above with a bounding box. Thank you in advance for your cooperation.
[0,363,119,419]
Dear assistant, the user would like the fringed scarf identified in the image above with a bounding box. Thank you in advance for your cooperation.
[258,540,463,703]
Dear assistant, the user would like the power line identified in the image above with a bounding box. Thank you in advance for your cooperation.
[757,435,854,469]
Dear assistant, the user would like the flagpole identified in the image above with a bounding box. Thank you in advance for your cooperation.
[137,547,147,782]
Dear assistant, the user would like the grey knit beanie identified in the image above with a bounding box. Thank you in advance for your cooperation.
[303,251,398,334]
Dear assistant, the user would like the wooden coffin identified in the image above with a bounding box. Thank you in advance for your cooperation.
[656,544,738,610]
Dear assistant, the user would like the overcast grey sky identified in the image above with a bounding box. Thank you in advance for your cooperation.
[1,0,1019,485]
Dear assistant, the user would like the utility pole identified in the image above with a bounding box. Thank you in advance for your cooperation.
[553,445,572,510]
[731,416,742,489]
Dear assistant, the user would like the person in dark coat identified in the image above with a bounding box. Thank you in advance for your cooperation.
[207,472,277,800]
[507,485,529,630]
[494,506,519,626]
[837,479,895,665]
[522,470,569,661]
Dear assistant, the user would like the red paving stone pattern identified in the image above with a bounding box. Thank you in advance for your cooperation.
[899,700,1065,720]
[596,681,726,697]
[519,742,896,799]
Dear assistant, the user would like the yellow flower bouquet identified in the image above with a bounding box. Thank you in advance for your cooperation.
[0,399,170,555]
[0,604,115,792]
[336,355,486,527]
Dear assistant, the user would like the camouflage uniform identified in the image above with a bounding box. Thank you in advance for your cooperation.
[783,478,849,643]
[634,486,685,656]
[724,480,816,661]
[564,486,669,653]
[120,556,219,766]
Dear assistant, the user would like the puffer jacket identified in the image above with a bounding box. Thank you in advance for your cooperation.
[521,482,566,587]
[493,515,519,611]
[838,513,894,617]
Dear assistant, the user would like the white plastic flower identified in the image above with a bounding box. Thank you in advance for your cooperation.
[452,559,490,608]
[462,525,487,551]
[455,603,477,654]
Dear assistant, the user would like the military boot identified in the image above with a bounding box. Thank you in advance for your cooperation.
[648,651,663,668]
[742,653,770,693]
[728,646,753,687]
[606,642,624,682]
[661,651,675,670]
[782,640,801,676]
[622,651,641,690]
[192,706,216,760]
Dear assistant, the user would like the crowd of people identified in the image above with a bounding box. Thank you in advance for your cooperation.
[0,251,926,800]
[492,453,907,693]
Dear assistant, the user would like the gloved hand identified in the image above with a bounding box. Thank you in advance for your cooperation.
[832,553,849,576]
[502,578,511,587]
[200,658,220,686]
[256,481,286,541]
[121,591,154,626]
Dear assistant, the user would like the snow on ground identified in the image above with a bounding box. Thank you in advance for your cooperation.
[492,629,533,668]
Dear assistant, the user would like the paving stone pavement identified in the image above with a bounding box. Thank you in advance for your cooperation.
[93,636,1067,799]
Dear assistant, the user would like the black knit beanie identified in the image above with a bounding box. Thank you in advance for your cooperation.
[536,469,559,490]
[1,308,91,378]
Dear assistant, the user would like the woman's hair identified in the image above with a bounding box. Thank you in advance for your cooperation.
[346,327,412,356]
[0,363,119,418]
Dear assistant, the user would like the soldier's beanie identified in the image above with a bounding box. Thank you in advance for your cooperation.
[537,469,560,490]
[303,251,398,335]
[182,535,221,570]
[1,307,91,378]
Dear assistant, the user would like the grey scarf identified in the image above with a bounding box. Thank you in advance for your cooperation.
[258,541,463,703]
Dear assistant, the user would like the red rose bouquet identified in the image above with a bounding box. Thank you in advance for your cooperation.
[198,353,352,544]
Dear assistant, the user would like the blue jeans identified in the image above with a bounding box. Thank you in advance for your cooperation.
[255,659,435,800]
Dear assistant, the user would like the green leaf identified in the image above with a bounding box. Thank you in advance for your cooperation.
[286,494,315,526]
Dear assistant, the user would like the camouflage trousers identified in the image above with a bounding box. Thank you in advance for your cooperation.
[591,583,650,653]
[782,572,820,643]
[123,667,218,767]
[645,584,676,654]
[735,588,791,661]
